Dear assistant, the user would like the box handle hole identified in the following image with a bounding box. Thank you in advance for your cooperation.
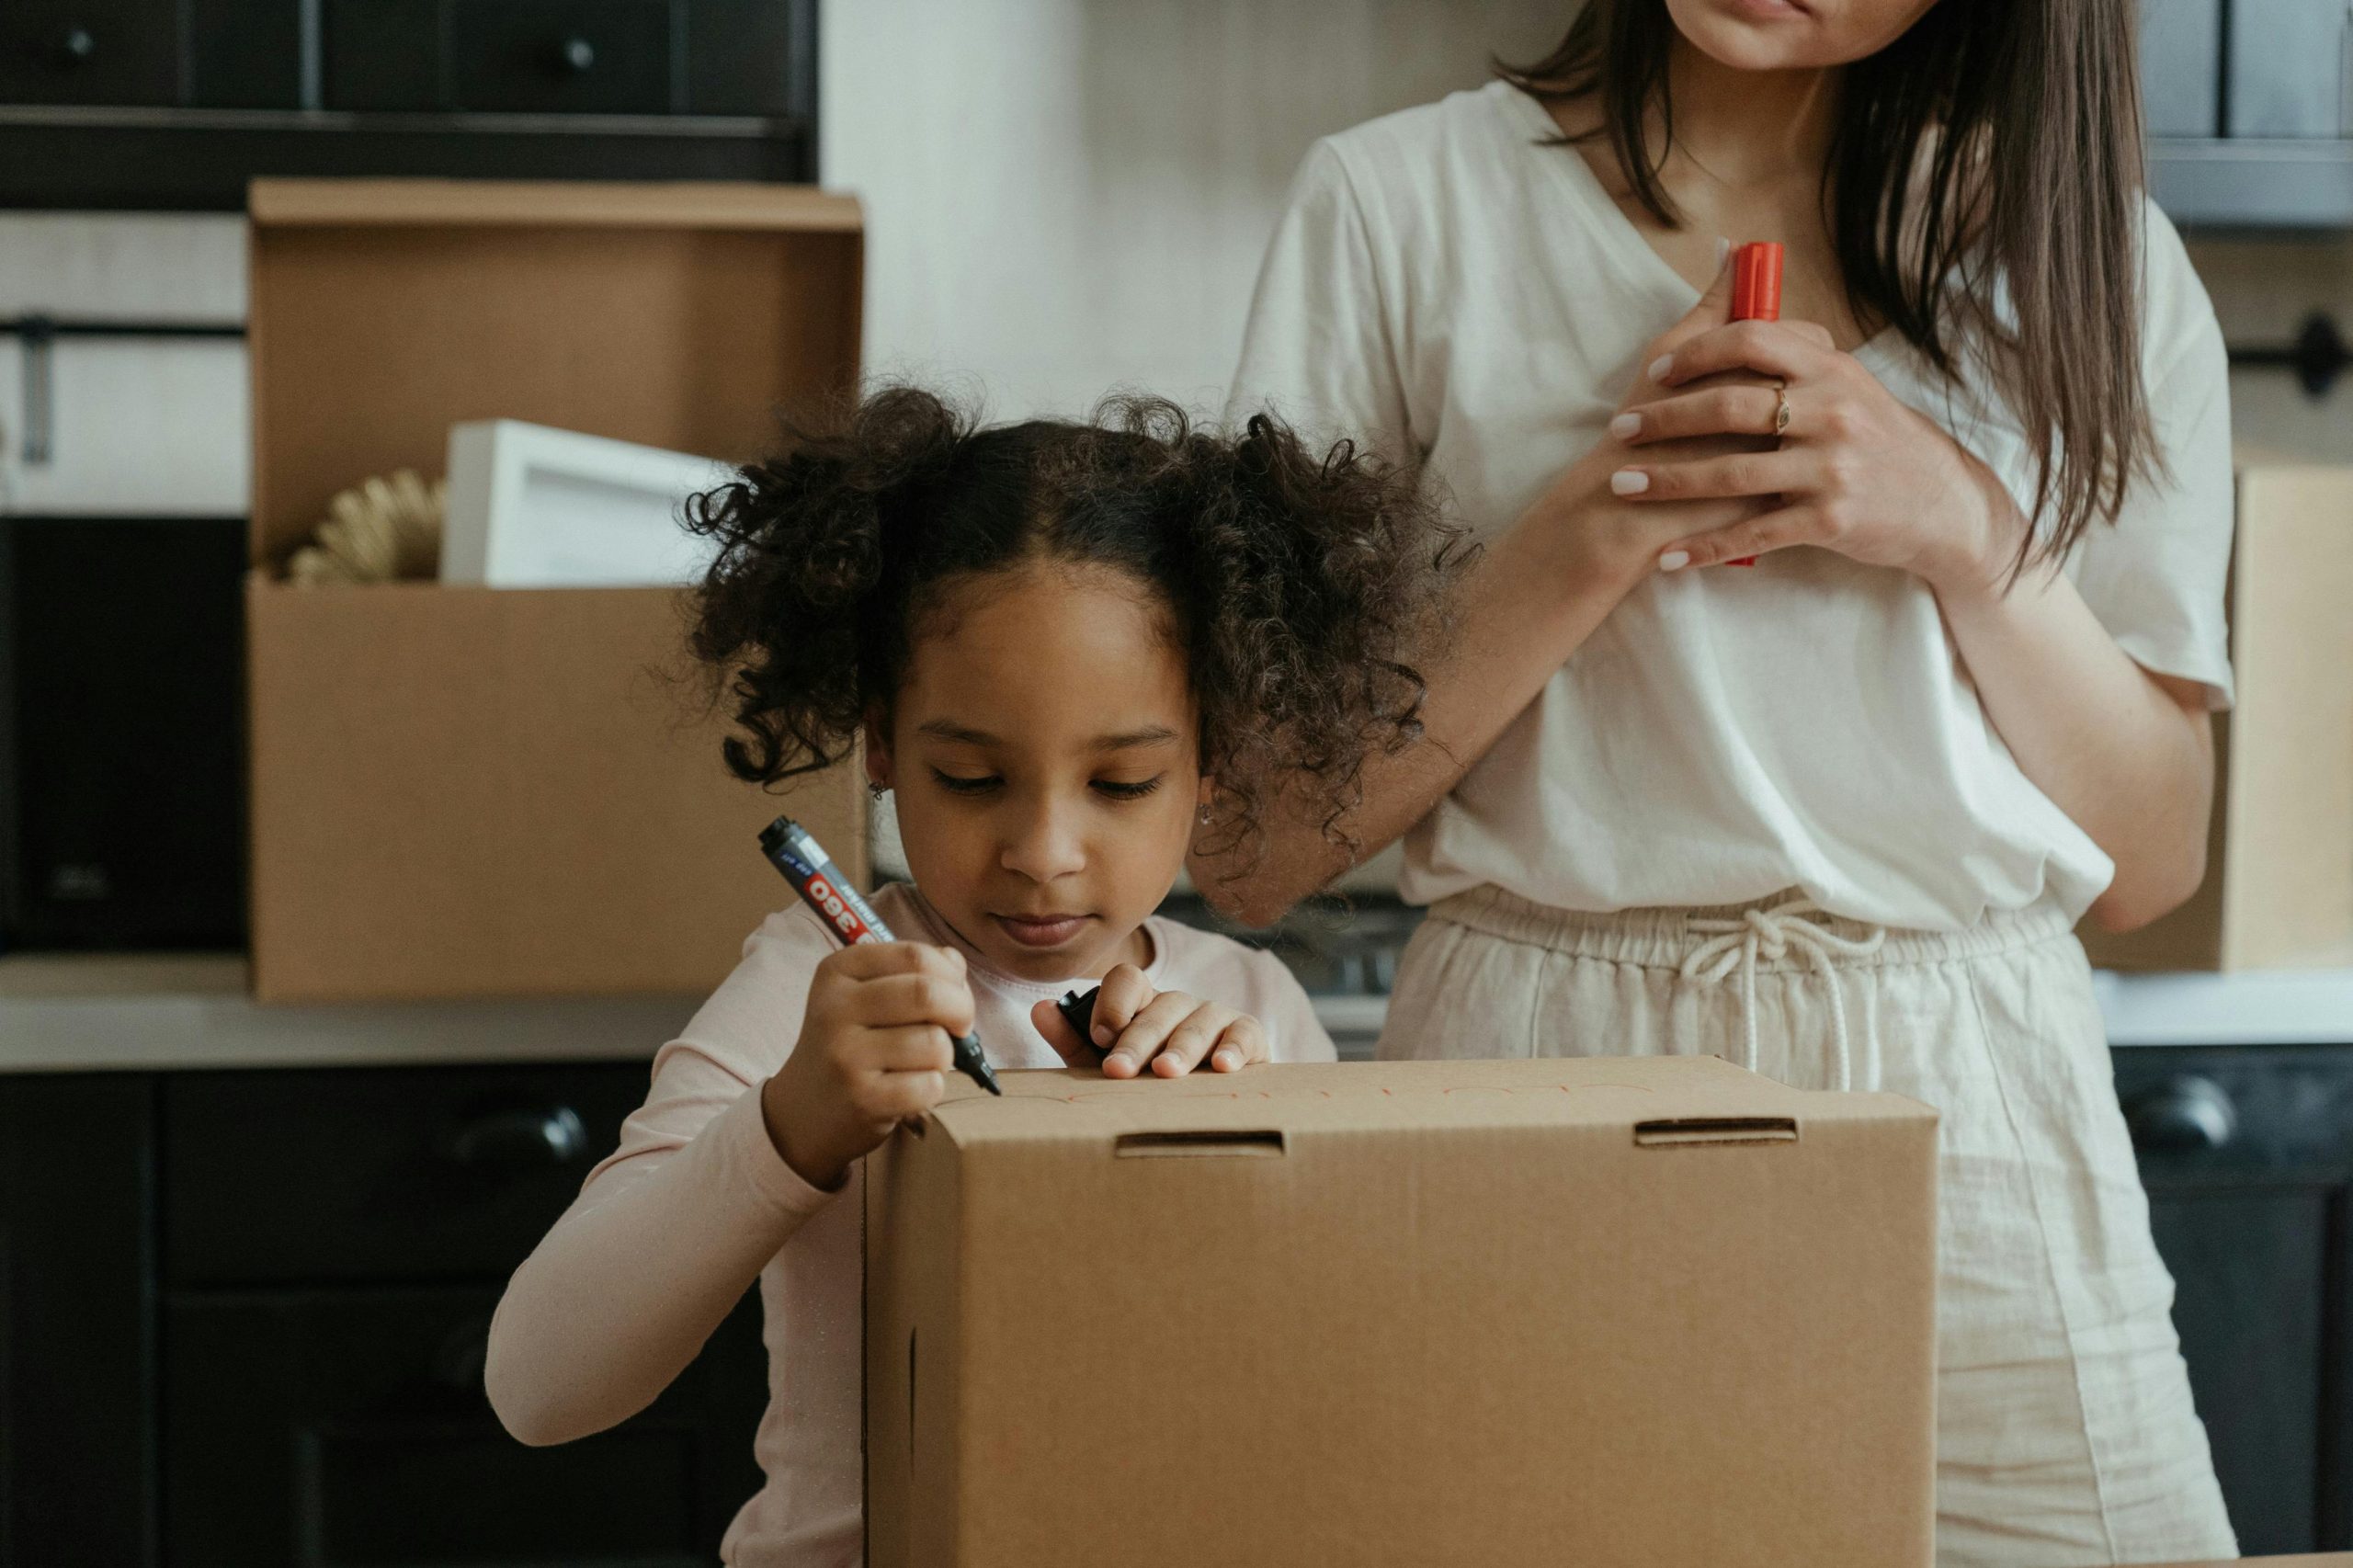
[1633,1117,1799,1148]
[1114,1130,1287,1159]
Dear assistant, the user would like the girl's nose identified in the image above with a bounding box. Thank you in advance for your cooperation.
[1000,799,1086,883]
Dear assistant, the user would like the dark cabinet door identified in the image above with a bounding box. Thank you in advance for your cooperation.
[0,0,180,106]
[684,0,811,116]
[449,0,675,113]
[0,1074,155,1566]
[2117,1044,2353,1554]
[188,0,303,108]
[163,1285,767,1566]
[164,1063,658,1286]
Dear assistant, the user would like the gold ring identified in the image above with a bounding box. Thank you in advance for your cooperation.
[1772,381,1791,437]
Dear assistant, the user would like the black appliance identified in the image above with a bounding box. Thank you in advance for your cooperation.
[0,515,246,948]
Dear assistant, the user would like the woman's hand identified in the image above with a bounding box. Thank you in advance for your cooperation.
[761,942,974,1191]
[1029,963,1267,1079]
[1610,321,2016,593]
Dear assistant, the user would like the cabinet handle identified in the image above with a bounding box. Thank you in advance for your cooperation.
[60,28,95,65]
[2125,1074,2238,1153]
[449,1105,587,1171]
[557,34,596,74]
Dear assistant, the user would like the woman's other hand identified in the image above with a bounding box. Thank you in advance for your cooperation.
[1610,319,2017,593]
[1531,250,1790,592]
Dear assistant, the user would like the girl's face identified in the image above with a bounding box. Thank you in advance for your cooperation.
[868,561,1210,983]
[1663,0,1938,71]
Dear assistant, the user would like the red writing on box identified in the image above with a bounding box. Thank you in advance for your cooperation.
[804,873,874,943]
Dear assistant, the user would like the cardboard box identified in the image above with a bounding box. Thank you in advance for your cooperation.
[246,179,866,1001]
[2082,464,2353,971]
[866,1055,1939,1567]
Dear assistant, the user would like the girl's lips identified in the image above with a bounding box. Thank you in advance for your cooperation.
[991,913,1092,949]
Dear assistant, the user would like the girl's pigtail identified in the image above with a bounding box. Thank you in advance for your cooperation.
[685,388,968,784]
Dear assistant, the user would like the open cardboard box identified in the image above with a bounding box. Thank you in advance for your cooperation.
[867,1054,1940,1567]
[2081,464,2353,972]
[245,179,867,1002]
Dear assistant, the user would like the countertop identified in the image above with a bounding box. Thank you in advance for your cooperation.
[4,950,2353,1073]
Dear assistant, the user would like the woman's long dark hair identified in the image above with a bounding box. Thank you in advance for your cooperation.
[1502,2,2150,564]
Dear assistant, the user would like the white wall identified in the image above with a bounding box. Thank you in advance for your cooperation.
[0,213,247,516]
[822,0,1569,420]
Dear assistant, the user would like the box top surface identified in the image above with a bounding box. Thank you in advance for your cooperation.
[250,177,862,233]
[926,1054,1934,1145]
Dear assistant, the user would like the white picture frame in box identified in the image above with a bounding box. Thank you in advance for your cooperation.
[441,419,731,587]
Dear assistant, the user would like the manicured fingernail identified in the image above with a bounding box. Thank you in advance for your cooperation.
[1105,1051,1131,1072]
[1658,550,1691,572]
[1092,1023,1112,1046]
[1714,235,1731,268]
[1213,1049,1240,1071]
[1648,354,1675,381]
[1610,469,1649,495]
[1608,412,1641,439]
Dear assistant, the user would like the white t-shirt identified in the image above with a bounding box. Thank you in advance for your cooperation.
[1229,80,2235,931]
[484,881,1334,1568]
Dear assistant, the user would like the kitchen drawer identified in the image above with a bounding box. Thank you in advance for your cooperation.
[164,1063,655,1286]
[684,0,809,116]
[323,0,444,110]
[2116,1044,2353,1551]
[188,0,302,108]
[164,1285,766,1566]
[0,0,179,107]
[450,0,675,114]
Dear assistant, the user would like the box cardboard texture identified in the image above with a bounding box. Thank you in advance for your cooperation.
[246,179,866,1002]
[865,1055,1940,1568]
[2081,464,2353,971]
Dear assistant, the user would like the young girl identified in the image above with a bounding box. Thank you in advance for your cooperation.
[1211,3,2236,1564]
[484,388,1453,1565]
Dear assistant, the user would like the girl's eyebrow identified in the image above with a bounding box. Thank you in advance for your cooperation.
[914,719,1177,750]
[1093,726,1178,751]
[915,719,997,745]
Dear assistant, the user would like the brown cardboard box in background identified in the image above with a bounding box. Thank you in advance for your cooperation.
[245,179,866,1002]
[2082,465,2353,972]
[866,1055,1940,1568]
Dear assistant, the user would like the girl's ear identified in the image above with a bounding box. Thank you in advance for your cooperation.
[863,710,894,792]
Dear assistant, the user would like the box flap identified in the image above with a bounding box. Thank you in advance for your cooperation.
[926,1056,1934,1145]
[246,177,863,567]
[250,177,861,232]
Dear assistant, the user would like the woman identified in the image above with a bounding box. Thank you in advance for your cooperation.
[1209,2,2236,1563]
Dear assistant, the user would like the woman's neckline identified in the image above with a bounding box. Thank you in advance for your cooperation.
[1489,81,1901,367]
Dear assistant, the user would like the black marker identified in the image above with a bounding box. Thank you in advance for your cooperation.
[758,816,1002,1096]
[1056,985,1104,1059]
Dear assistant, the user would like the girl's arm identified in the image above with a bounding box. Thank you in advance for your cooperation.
[486,930,972,1446]
[485,1043,833,1446]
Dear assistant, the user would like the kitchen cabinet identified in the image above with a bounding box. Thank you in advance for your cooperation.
[0,1060,764,1568]
[2118,1044,2353,1553]
[0,1074,154,1565]
[0,0,817,209]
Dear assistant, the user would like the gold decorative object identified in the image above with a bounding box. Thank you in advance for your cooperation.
[287,470,446,585]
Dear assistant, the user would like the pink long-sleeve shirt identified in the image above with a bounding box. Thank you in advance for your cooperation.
[485,882,1336,1566]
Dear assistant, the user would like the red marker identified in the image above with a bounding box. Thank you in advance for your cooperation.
[1725,241,1783,566]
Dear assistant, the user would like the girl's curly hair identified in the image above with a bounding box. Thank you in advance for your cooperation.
[684,386,1467,870]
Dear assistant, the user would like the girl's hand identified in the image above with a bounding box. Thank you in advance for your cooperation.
[1610,322,2014,594]
[1029,963,1267,1079]
[761,942,975,1192]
